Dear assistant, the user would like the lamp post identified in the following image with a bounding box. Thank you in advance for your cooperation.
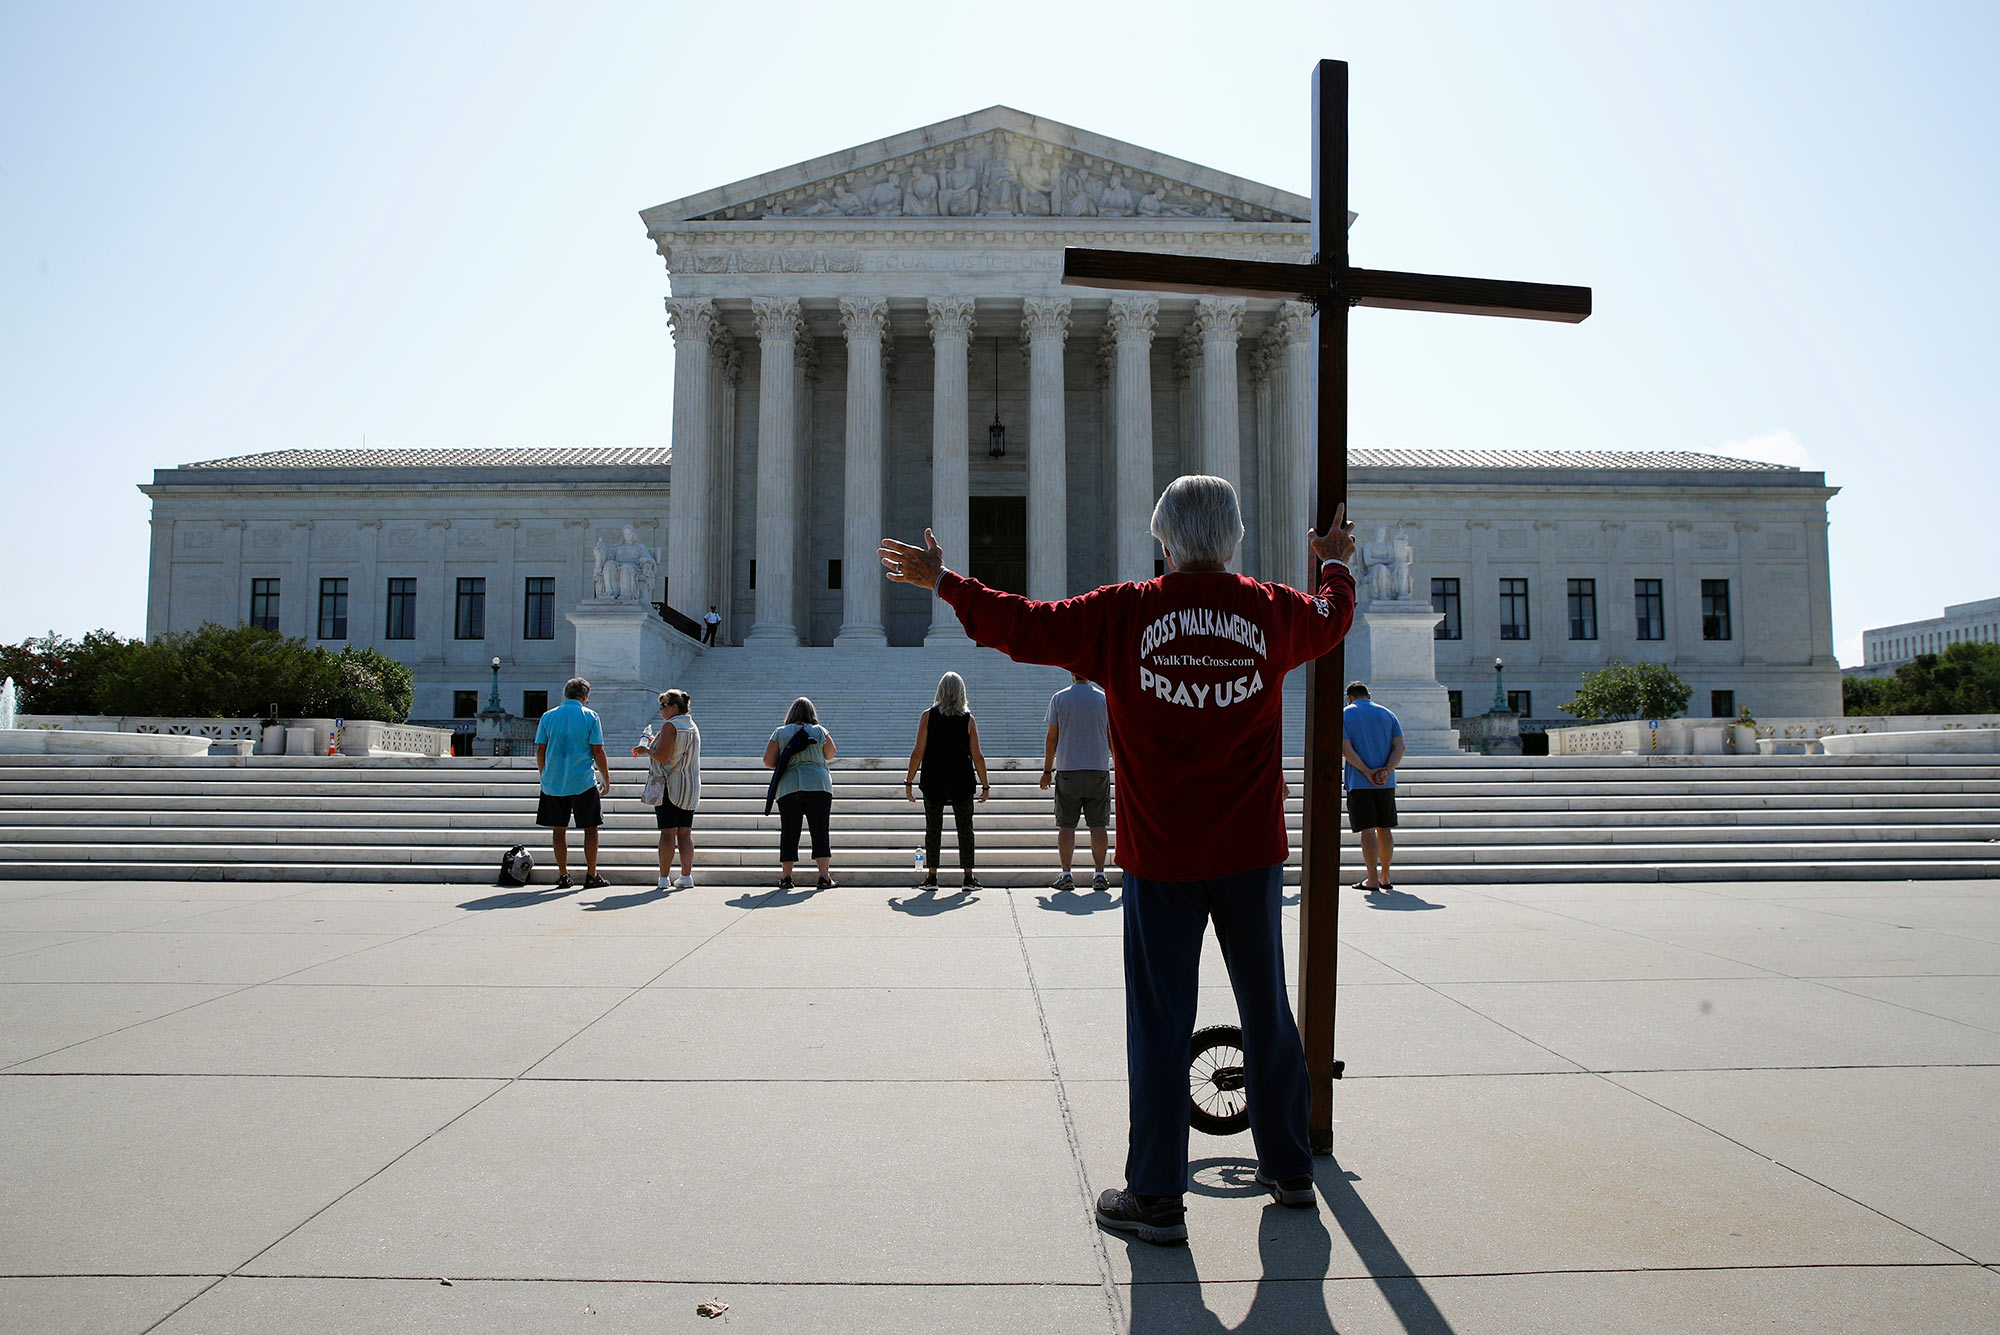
[478,656,510,756]
[1491,656,1508,713]
[986,338,1006,458]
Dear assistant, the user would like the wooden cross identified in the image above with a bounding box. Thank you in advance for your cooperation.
[1062,59,1590,1153]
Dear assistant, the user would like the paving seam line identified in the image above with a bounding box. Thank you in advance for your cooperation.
[1598,1072,1987,1267]
[136,883,782,1333]
[1007,889,1126,1334]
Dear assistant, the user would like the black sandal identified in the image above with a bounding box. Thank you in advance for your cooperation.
[816,874,837,890]
[777,875,793,890]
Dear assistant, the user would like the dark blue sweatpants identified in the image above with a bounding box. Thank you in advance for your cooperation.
[1122,864,1314,1196]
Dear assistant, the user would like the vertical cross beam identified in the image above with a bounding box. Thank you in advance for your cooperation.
[1297,58,1349,1154]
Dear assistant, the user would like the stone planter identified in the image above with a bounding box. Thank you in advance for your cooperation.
[1730,725,1758,754]
[262,725,288,755]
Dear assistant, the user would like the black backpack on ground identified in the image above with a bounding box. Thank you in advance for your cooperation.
[497,844,535,887]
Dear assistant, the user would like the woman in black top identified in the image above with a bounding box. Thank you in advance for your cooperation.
[903,671,990,889]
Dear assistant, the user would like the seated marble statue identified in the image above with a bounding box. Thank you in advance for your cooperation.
[1357,525,1410,602]
[596,524,660,603]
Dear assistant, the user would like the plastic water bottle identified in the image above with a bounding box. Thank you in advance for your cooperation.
[914,849,925,873]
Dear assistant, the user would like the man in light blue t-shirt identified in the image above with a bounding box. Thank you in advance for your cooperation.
[1041,674,1112,892]
[1341,682,1405,891]
[533,676,611,891]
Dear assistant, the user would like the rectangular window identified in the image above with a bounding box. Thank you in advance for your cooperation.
[1711,689,1736,719]
[1702,579,1732,640]
[249,578,280,632]
[452,690,479,719]
[384,578,416,640]
[748,559,756,590]
[1499,578,1531,640]
[522,690,548,719]
[1431,577,1462,640]
[523,577,555,640]
[317,578,349,640]
[1566,578,1597,640]
[827,559,842,590]
[455,578,486,640]
[1507,690,1533,716]
[1446,689,1463,720]
[1635,578,1665,640]
[1155,557,1167,578]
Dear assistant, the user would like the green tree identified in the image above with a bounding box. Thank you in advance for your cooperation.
[310,646,415,723]
[1559,660,1693,723]
[1867,642,2000,716]
[1843,673,1892,716]
[0,630,137,714]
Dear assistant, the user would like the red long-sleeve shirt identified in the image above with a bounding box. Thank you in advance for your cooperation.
[939,562,1356,881]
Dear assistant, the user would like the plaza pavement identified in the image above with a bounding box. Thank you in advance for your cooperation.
[1,870,1996,1334]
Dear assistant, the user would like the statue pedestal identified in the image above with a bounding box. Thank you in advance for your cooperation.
[567,600,700,750]
[1458,709,1522,756]
[1346,597,1461,755]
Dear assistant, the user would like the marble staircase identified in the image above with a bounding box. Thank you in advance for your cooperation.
[3,753,1997,887]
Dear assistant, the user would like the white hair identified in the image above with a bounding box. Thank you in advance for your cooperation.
[933,671,969,717]
[1150,475,1243,568]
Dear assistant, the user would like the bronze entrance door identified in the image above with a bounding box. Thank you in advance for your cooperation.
[966,496,1027,595]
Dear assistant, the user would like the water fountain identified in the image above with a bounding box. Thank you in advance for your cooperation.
[0,676,213,756]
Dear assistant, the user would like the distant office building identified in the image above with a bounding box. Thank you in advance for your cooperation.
[1855,596,2000,679]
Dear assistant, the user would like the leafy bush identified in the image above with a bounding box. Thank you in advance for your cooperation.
[312,646,414,723]
[1847,643,2000,716]
[1559,660,1692,723]
[91,625,413,722]
[0,630,138,714]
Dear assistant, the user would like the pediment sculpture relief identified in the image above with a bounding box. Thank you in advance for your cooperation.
[708,133,1284,223]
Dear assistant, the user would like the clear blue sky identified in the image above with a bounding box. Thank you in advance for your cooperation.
[3,1,1994,664]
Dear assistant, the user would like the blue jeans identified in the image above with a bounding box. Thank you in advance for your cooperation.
[1122,864,1313,1196]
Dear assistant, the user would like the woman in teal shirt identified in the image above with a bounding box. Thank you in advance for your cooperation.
[764,696,837,890]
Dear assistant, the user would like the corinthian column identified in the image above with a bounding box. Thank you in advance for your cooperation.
[836,298,889,647]
[665,297,716,620]
[1108,297,1158,583]
[926,297,976,643]
[1193,297,1245,495]
[1277,301,1315,591]
[1022,297,1071,600]
[747,297,803,645]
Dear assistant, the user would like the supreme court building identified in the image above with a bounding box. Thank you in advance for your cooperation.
[141,107,1844,735]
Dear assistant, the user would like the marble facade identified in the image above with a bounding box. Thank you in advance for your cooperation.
[137,107,1846,731]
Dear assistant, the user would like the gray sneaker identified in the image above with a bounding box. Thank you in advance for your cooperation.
[1092,871,1110,891]
[1052,872,1075,891]
[1255,1168,1317,1208]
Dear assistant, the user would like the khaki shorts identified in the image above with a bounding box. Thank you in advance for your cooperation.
[1053,770,1111,830]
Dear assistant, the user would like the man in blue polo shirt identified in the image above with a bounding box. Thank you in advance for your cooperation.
[1341,681,1405,891]
[534,676,611,890]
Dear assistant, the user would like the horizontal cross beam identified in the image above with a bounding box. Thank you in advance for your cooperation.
[1061,248,1591,323]
[1060,248,1323,302]
[1341,269,1591,323]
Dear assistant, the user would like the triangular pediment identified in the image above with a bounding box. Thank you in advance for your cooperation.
[642,107,1311,229]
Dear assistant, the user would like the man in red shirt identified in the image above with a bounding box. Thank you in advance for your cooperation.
[882,475,1356,1245]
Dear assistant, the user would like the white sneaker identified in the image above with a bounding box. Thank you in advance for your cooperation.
[673,875,694,890]
[656,876,674,891]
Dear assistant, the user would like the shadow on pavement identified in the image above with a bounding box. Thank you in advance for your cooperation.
[580,887,678,912]
[727,885,823,910]
[1116,1157,1456,1334]
[1363,889,1444,912]
[457,886,581,911]
[1037,886,1124,915]
[887,888,980,915]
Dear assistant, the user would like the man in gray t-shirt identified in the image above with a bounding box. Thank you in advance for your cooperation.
[1041,674,1112,891]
